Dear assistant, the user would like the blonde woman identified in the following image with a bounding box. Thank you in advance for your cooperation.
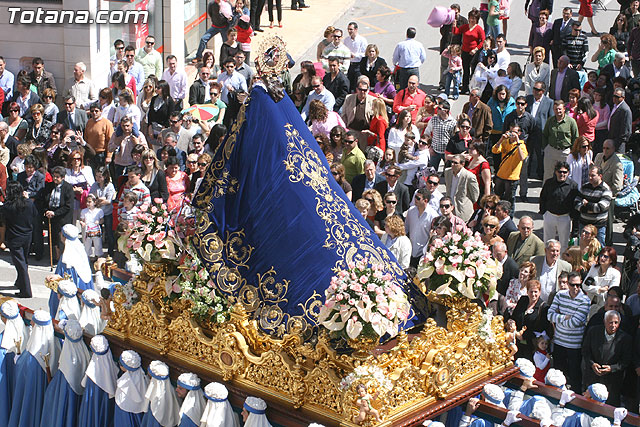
[566,136,593,191]
[362,189,384,234]
[580,224,602,266]
[363,97,389,151]
[381,215,412,269]
[523,46,551,95]
[137,77,156,139]
[480,215,503,248]
[317,26,336,61]
[503,261,537,314]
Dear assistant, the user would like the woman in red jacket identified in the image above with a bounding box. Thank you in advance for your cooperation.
[575,97,599,143]
[365,98,389,152]
[452,8,486,95]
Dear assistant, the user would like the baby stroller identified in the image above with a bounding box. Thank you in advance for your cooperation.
[614,153,640,221]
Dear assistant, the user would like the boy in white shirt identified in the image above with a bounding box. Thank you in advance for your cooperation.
[80,194,104,258]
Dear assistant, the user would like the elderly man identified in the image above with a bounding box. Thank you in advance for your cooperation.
[542,100,578,181]
[321,28,351,73]
[494,241,519,295]
[608,87,633,151]
[444,154,479,222]
[188,67,211,106]
[57,95,88,133]
[548,271,591,392]
[506,216,545,265]
[375,165,411,213]
[601,53,632,88]
[532,239,572,304]
[301,76,336,121]
[65,62,97,109]
[351,159,384,200]
[582,310,632,406]
[548,55,581,101]
[461,88,493,142]
[575,164,612,246]
[405,188,440,268]
[392,27,427,90]
[342,77,376,149]
[539,161,578,252]
[392,74,426,123]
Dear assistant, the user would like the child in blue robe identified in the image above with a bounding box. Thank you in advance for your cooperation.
[140,360,179,427]
[176,373,205,427]
[77,335,118,427]
[114,350,148,427]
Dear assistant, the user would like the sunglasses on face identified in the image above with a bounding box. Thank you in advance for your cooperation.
[198,162,208,167]
[386,174,397,178]
[386,200,397,204]
[146,41,155,45]
[126,54,134,58]
[556,170,569,174]
[9,109,19,112]
[210,92,219,96]
[170,120,180,124]
[365,198,374,204]
[65,103,74,106]
[440,204,451,209]
[51,131,59,135]
[427,180,439,185]
[331,171,339,175]
[517,102,526,106]
[460,125,471,129]
[312,84,321,88]
[533,87,544,92]
[43,95,52,99]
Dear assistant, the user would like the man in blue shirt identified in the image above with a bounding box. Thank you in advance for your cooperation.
[300,76,336,121]
[392,27,426,90]
[218,58,248,104]
[0,56,15,100]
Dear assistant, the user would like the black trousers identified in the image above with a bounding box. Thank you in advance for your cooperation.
[251,0,266,30]
[267,0,282,22]
[461,50,474,92]
[291,0,306,8]
[9,239,32,297]
[395,67,419,91]
[553,344,582,392]
[347,62,361,92]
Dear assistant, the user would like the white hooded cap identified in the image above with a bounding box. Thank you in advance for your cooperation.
[79,289,106,335]
[482,384,505,407]
[588,384,609,403]
[61,224,92,283]
[545,369,567,389]
[82,335,118,398]
[58,319,91,395]
[591,417,612,427]
[515,358,535,378]
[1,300,29,353]
[146,360,180,427]
[200,382,240,427]
[115,350,149,414]
[177,372,205,426]
[244,396,272,427]
[56,280,81,321]
[26,309,60,374]
[423,421,446,427]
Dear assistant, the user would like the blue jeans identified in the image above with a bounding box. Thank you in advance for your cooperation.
[196,25,229,59]
[429,151,445,172]
[445,71,461,97]
[486,24,500,41]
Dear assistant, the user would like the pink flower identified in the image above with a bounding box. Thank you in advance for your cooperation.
[158,217,164,224]
[150,206,158,214]
[348,262,356,269]
[348,299,356,306]
[465,267,476,278]
[172,283,182,293]
[359,276,368,284]
[367,283,377,292]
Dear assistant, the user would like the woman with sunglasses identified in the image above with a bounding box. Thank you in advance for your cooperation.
[567,136,593,191]
[65,148,95,222]
[189,152,212,195]
[41,88,59,123]
[468,193,500,233]
[583,246,620,318]
[609,14,629,53]
[580,224,602,267]
[445,117,473,164]
[137,77,156,139]
[330,163,352,201]
[481,214,503,248]
[375,192,399,235]
[25,104,53,148]
[591,34,617,73]
[503,261,536,315]
[3,102,28,142]
[147,80,177,142]
[328,125,346,163]
[466,140,492,204]
[98,88,116,124]
[140,149,169,203]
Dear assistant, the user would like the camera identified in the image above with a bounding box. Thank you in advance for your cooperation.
[192,118,200,124]
[69,135,76,142]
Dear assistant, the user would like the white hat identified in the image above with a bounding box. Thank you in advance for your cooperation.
[82,335,118,398]
[244,396,272,427]
[146,361,180,427]
[59,319,91,395]
[26,310,60,374]
[116,350,149,414]
[58,280,77,297]
[62,224,80,240]
[178,373,205,426]
[423,421,446,427]
[0,300,29,354]
[545,369,566,389]
[530,398,552,421]
[515,358,535,378]
[56,280,81,321]
[482,384,505,407]
[79,289,105,335]
[201,382,240,427]
[588,384,609,403]
[309,424,326,427]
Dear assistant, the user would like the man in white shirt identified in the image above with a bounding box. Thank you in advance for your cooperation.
[108,39,126,87]
[495,34,511,71]
[392,27,427,90]
[161,55,187,109]
[423,173,443,213]
[405,187,439,268]
[344,22,368,91]
[218,59,248,104]
[533,239,572,304]
[66,62,97,110]
[0,56,15,99]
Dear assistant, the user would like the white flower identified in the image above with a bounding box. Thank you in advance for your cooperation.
[346,317,363,339]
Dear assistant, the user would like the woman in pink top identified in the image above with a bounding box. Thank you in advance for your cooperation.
[592,88,610,154]
[165,156,190,213]
[575,97,599,143]
[309,100,346,138]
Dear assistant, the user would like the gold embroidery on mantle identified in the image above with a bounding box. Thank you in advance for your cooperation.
[282,123,404,277]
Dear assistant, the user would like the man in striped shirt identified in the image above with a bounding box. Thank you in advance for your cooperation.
[547,271,590,393]
[574,164,612,246]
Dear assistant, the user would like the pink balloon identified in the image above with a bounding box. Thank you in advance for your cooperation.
[427,6,456,27]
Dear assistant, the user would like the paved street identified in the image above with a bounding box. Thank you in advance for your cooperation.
[1,0,628,311]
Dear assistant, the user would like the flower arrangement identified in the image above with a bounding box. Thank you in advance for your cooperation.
[121,278,139,310]
[169,240,231,324]
[340,364,393,392]
[477,309,495,344]
[318,259,411,341]
[416,227,501,299]
[118,201,178,263]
